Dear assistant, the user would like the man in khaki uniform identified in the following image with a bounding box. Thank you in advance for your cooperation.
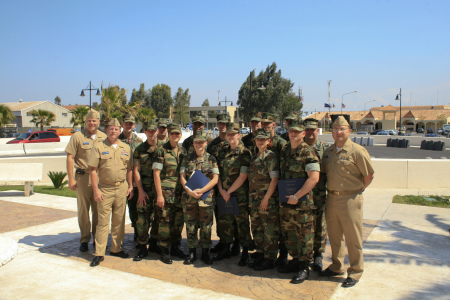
[320,116,374,287]
[88,118,134,267]
[65,110,106,252]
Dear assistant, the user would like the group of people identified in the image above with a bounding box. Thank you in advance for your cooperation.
[65,109,374,288]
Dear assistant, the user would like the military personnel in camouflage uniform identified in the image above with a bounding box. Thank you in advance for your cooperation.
[119,114,143,244]
[241,112,262,155]
[277,119,320,284]
[180,131,219,265]
[182,115,206,154]
[157,118,170,144]
[153,123,186,264]
[304,118,329,271]
[248,129,280,271]
[214,123,252,266]
[280,112,298,142]
[132,120,161,261]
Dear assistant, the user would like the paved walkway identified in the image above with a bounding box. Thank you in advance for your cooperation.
[0,188,449,299]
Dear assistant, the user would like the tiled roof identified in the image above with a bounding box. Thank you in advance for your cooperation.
[3,101,46,111]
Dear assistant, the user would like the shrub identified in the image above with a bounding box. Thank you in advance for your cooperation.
[48,171,68,189]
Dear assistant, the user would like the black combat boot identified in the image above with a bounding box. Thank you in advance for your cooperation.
[171,244,186,259]
[212,243,231,261]
[277,258,300,273]
[275,246,288,267]
[290,262,310,284]
[201,248,213,265]
[160,247,172,264]
[248,252,264,268]
[254,258,275,271]
[184,248,197,265]
[313,252,323,272]
[148,238,161,254]
[210,241,225,253]
[238,247,249,266]
[133,245,148,261]
[230,239,240,256]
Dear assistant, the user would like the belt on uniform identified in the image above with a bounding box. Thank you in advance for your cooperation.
[327,189,361,196]
[76,169,86,175]
[100,180,125,186]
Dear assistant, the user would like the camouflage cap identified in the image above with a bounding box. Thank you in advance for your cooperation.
[123,114,135,123]
[261,112,277,123]
[254,128,270,139]
[332,116,350,127]
[226,123,240,134]
[144,120,158,131]
[105,118,121,127]
[192,115,205,124]
[168,123,182,134]
[285,111,298,120]
[288,119,305,132]
[216,113,231,123]
[250,112,262,122]
[158,118,170,128]
[304,118,319,129]
[193,130,209,142]
[86,110,100,119]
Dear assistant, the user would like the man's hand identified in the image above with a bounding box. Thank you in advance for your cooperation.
[69,178,77,191]
[127,187,134,200]
[137,191,149,207]
[260,197,269,211]
[286,195,299,205]
[94,190,103,202]
[156,195,165,208]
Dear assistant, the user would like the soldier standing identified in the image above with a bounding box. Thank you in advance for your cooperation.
[303,118,329,271]
[119,114,143,244]
[280,112,298,142]
[132,120,161,261]
[278,119,320,284]
[182,115,207,154]
[89,118,134,267]
[214,123,252,266]
[153,123,186,264]
[180,131,219,265]
[157,118,170,144]
[65,110,106,252]
[241,112,261,155]
[248,129,280,271]
[319,116,374,288]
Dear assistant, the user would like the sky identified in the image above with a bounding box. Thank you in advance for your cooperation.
[1,0,449,115]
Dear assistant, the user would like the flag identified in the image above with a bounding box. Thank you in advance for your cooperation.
[332,104,336,108]
[342,103,346,108]
[324,103,331,108]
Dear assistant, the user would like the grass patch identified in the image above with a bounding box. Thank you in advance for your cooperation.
[393,195,450,208]
[0,185,76,198]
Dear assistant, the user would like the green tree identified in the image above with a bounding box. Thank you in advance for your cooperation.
[130,83,150,104]
[173,87,191,125]
[100,84,127,120]
[237,62,294,123]
[150,84,172,118]
[202,99,210,106]
[70,106,90,129]
[29,109,56,130]
[279,96,303,127]
[136,107,156,124]
[54,96,61,106]
[0,104,14,126]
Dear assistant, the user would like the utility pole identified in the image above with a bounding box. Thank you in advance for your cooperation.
[217,90,220,106]
[327,80,331,115]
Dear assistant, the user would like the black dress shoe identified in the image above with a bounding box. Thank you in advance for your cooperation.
[212,244,231,261]
[248,252,264,268]
[171,246,186,259]
[253,258,275,271]
[342,277,358,288]
[291,267,310,284]
[90,256,104,267]
[313,254,323,272]
[319,268,342,277]
[79,242,88,252]
[275,250,288,267]
[160,247,172,264]
[201,248,213,265]
[184,248,197,265]
[133,246,148,261]
[210,241,225,253]
[277,259,300,273]
[148,239,161,254]
[110,251,129,258]
[238,247,249,266]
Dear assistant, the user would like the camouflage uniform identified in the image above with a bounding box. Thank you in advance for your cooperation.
[279,137,320,264]
[217,136,252,248]
[182,115,212,155]
[241,113,261,155]
[180,135,219,249]
[153,125,186,249]
[119,115,143,230]
[133,127,161,246]
[280,112,298,142]
[248,134,280,260]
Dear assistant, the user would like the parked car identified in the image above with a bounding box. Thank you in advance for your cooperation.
[239,128,250,135]
[387,130,397,135]
[356,131,368,135]
[276,128,287,136]
[425,133,439,137]
[426,128,434,134]
[416,128,425,133]
[376,131,389,135]
[6,131,60,144]
[437,128,443,134]
[370,130,381,135]
[48,128,75,136]
[5,133,21,138]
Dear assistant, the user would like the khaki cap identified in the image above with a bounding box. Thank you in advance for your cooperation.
[86,110,100,119]
[105,118,121,127]
[332,116,350,127]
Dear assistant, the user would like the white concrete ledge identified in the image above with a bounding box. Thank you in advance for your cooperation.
[0,236,19,267]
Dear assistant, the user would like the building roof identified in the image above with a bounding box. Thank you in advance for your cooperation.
[4,100,72,112]
[62,105,90,111]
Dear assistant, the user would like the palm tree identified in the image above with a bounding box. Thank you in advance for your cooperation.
[99,84,127,120]
[29,109,56,131]
[135,107,156,124]
[0,104,14,126]
[70,106,90,129]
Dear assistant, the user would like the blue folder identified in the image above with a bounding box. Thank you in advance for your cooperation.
[185,170,211,200]
[216,196,239,216]
[278,178,307,203]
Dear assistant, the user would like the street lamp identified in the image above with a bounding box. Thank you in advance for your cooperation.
[395,88,402,132]
[248,71,266,119]
[341,90,357,114]
[364,99,376,116]
[80,81,101,109]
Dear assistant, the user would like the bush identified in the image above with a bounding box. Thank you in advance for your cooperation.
[48,171,68,189]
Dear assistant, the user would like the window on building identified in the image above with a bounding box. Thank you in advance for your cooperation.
[26,112,31,116]
[62,113,68,117]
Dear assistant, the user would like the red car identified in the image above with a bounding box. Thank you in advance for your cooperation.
[6,131,61,144]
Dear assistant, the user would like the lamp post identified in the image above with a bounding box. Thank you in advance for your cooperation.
[341,90,357,114]
[248,71,266,121]
[364,99,376,116]
[80,81,101,109]
[395,88,402,132]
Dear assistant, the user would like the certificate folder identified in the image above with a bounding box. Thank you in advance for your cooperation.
[278,178,307,203]
[185,170,211,200]
[216,196,239,216]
